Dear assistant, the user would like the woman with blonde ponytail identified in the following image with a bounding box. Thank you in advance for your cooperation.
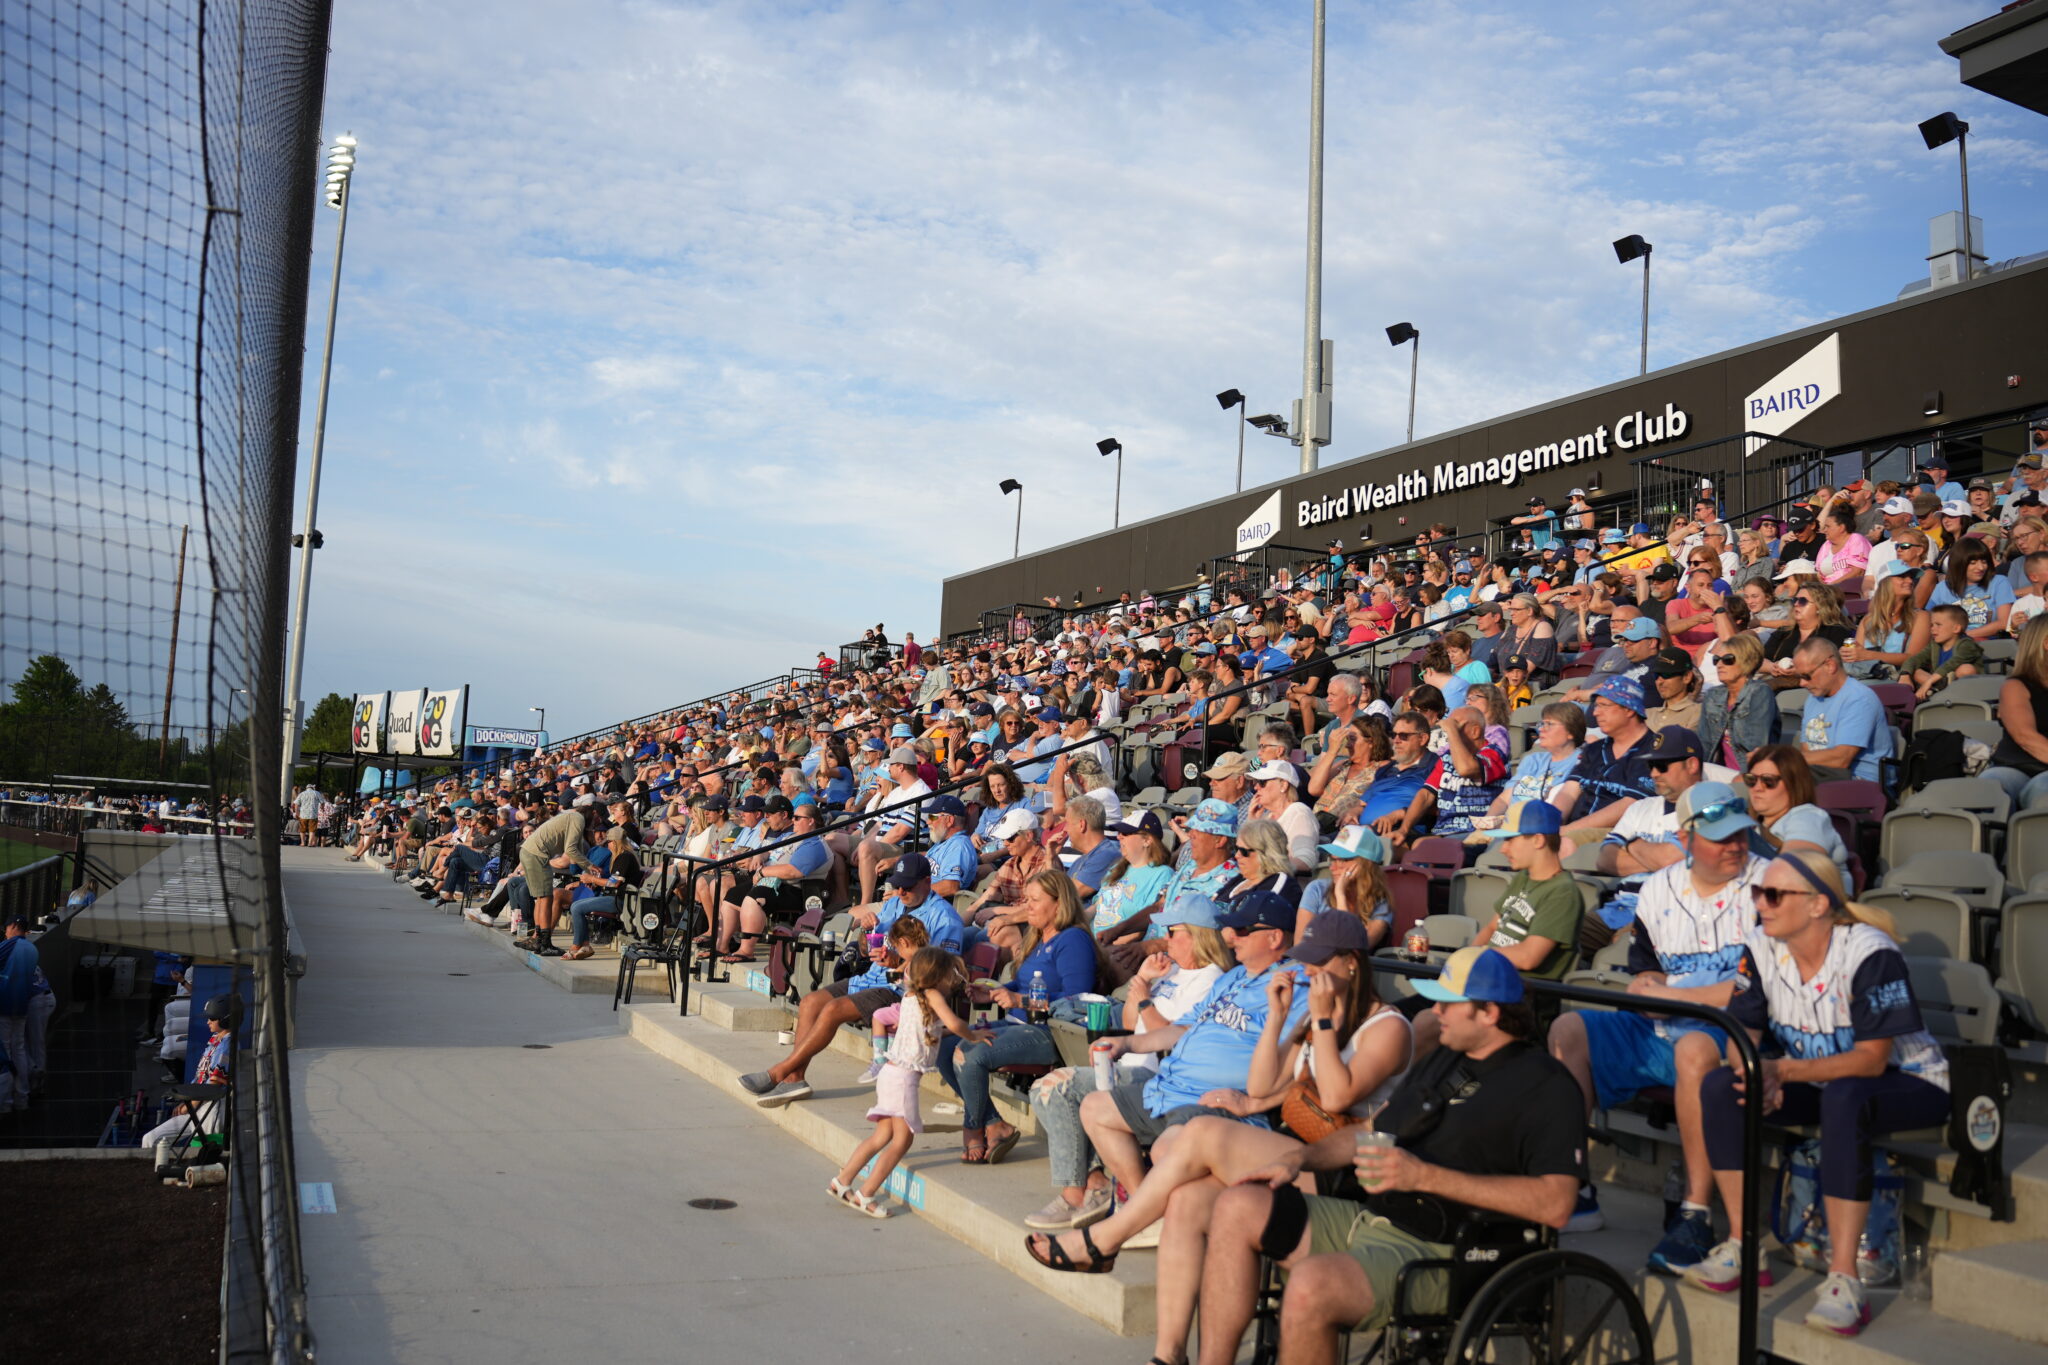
[1684,849,1949,1337]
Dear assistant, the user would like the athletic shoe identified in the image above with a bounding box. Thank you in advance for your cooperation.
[857,1057,887,1084]
[1565,1184,1605,1233]
[1686,1238,1776,1293]
[776,1029,796,1046]
[1804,1272,1869,1336]
[512,935,539,952]
[534,942,564,957]
[737,1071,776,1096]
[756,1080,812,1108]
[1023,1197,1082,1230]
[1647,1208,1715,1275]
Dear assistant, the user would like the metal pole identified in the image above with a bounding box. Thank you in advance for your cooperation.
[1404,338,1419,445]
[1234,397,1247,491]
[1638,251,1651,376]
[1299,0,1327,474]
[1113,451,1122,528]
[158,524,188,776]
[1012,491,1023,558]
[281,170,351,801]
[1958,131,1974,279]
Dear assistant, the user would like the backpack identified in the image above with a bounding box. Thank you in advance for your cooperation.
[1897,729,1966,796]
[1771,1138,1904,1284]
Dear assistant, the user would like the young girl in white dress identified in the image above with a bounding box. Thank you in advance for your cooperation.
[829,947,973,1218]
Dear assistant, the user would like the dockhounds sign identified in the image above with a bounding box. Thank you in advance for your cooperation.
[350,692,388,755]
[1296,403,1692,531]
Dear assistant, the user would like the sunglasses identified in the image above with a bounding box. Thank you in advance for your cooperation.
[1711,654,1738,667]
[1393,731,1428,742]
[1647,758,1692,772]
[1743,773,1784,790]
[1792,595,1813,606]
[1684,800,1747,831]
[1751,885,1817,908]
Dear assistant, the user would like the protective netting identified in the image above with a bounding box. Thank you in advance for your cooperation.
[1,1,331,1359]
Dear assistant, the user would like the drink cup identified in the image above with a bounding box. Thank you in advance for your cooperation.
[1090,1041,1116,1091]
[1085,998,1112,1031]
[1354,1129,1397,1191]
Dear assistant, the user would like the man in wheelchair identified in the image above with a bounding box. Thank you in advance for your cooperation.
[1187,946,1586,1364]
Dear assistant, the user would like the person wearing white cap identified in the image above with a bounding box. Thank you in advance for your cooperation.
[1247,760,1319,873]
[1858,495,1920,592]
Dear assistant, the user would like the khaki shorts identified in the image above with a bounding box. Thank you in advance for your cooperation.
[1302,1195,1453,1332]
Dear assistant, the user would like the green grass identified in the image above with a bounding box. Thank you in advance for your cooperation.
[0,837,55,875]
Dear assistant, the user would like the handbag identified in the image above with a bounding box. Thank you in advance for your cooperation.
[1279,1074,1363,1146]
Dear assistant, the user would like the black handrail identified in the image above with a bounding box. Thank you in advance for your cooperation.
[1372,957,1768,1365]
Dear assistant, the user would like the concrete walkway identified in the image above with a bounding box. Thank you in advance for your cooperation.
[284,847,1124,1365]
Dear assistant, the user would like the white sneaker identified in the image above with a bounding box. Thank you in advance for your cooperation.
[1804,1272,1869,1336]
[857,1057,887,1084]
[1685,1238,1775,1293]
[777,1029,796,1046]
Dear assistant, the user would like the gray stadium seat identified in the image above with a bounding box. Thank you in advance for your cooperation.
[1882,850,2008,914]
[1880,806,1985,866]
[2008,808,2048,894]
[1940,675,2005,707]
[1449,868,1512,921]
[1905,957,2001,1047]
[1855,888,1973,960]
[1913,698,1996,734]
[1996,893,2048,1035]
[1421,913,1480,949]
[1978,638,2018,675]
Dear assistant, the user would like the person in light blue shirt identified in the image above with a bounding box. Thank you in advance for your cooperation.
[921,795,979,898]
[1918,455,1966,507]
[1792,640,1889,782]
[1513,497,1559,550]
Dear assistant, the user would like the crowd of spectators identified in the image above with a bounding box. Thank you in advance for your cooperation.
[327,433,2048,1356]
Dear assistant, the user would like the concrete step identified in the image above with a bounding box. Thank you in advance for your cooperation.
[1932,1239,2048,1345]
[619,1000,1157,1337]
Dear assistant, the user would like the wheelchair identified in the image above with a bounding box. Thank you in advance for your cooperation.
[1250,1214,1653,1365]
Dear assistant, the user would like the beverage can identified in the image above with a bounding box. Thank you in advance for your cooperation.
[1091,1041,1116,1091]
[1405,930,1430,960]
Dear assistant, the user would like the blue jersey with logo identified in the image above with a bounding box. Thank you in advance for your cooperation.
[1144,962,1309,1115]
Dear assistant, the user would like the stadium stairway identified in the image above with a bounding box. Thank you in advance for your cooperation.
[390,864,2048,1360]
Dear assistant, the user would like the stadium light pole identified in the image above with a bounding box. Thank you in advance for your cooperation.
[1385,324,1418,444]
[1097,438,1123,527]
[1613,234,1652,375]
[531,707,546,748]
[1216,389,1248,490]
[999,478,1024,557]
[281,132,357,803]
[1298,0,1329,473]
[1919,112,1975,279]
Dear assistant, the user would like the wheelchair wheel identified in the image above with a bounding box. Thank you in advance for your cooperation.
[1443,1249,1652,1365]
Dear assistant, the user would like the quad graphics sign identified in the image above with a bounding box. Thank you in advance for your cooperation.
[350,692,388,755]
[358,686,469,758]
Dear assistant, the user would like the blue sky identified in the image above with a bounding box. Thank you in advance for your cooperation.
[286,0,2048,738]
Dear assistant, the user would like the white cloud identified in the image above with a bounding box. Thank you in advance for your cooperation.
[294,0,2048,733]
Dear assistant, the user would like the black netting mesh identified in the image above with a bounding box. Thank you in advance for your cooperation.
[2,1,331,1359]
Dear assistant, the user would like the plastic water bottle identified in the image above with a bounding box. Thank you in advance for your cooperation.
[1027,971,1049,1024]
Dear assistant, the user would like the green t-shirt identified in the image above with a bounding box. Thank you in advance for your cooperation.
[1486,870,1582,981]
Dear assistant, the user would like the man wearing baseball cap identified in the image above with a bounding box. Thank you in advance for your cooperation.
[852,745,932,904]
[1859,495,1921,591]
[1549,780,1767,1268]
[1561,611,1662,704]
[741,851,962,1110]
[1187,943,1584,1358]
[1554,673,1658,834]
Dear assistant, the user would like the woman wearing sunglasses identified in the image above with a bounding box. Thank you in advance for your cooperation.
[1761,580,1852,689]
[1740,746,1851,889]
[1687,850,1948,1337]
[1839,571,1928,682]
[1697,633,1779,768]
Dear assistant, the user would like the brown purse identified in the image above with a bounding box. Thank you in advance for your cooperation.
[1279,1075,1362,1146]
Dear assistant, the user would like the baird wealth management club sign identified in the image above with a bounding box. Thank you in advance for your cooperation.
[1236,402,1694,552]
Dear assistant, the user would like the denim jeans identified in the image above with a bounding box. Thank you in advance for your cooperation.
[570,896,618,947]
[440,844,487,894]
[1983,765,2048,812]
[937,1021,1057,1129]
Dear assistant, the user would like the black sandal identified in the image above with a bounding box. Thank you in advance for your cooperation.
[1025,1224,1116,1274]
[720,934,760,964]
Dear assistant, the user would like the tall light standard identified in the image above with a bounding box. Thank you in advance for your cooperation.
[999,478,1024,557]
[1298,0,1330,473]
[1919,112,1976,280]
[1385,323,1418,444]
[281,132,357,800]
[1613,234,1652,375]
[1216,389,1248,490]
[1097,438,1123,527]
[530,707,546,748]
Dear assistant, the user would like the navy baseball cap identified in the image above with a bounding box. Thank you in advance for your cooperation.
[925,794,968,821]
[1220,889,1295,934]
[735,795,767,813]
[887,852,934,888]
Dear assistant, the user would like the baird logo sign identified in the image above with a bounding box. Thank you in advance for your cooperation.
[1297,404,1690,530]
[1742,333,1840,441]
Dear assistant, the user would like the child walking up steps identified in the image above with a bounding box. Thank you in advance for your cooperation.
[829,947,973,1218]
